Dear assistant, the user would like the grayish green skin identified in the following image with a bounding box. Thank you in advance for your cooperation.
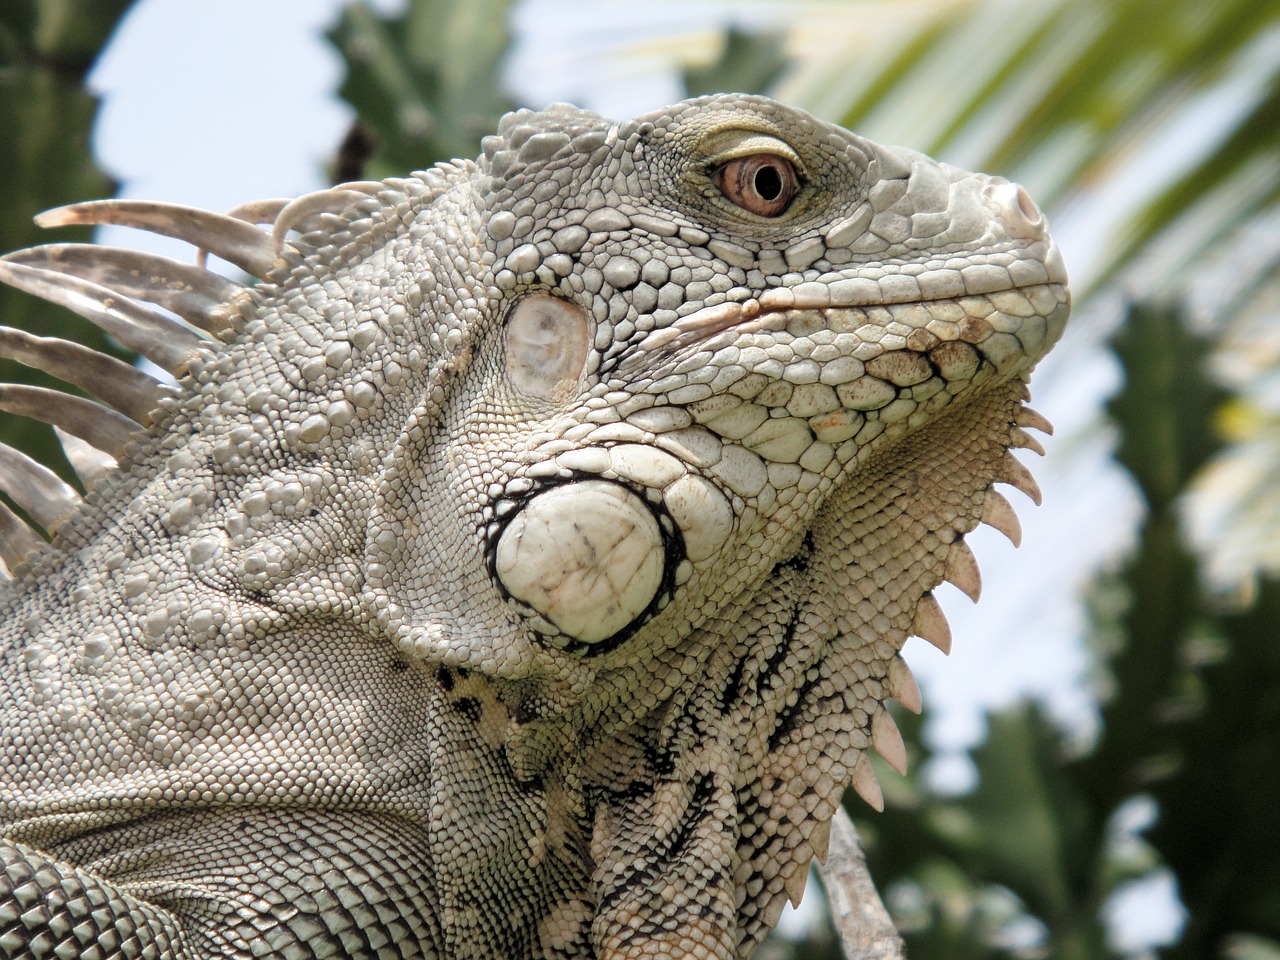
[0,95,1068,959]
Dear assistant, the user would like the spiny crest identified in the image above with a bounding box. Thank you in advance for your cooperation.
[0,179,401,580]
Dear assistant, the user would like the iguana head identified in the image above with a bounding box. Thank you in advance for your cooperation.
[362,94,1064,668]
[0,94,1066,957]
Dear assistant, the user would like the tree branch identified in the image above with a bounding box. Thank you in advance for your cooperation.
[817,806,906,960]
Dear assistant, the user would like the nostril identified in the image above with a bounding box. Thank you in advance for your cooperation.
[1015,184,1041,225]
[987,181,1046,239]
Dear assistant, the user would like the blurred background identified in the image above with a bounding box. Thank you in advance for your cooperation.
[2,0,1278,956]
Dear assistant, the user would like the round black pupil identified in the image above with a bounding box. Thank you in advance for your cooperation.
[753,164,783,201]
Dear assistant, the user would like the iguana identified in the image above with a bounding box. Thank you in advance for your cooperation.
[0,94,1067,959]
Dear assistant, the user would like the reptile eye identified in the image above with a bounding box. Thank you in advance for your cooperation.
[715,155,800,217]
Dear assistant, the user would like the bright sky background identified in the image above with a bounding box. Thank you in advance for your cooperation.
[85,0,1179,942]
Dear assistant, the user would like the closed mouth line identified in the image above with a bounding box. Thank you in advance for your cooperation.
[635,278,1065,359]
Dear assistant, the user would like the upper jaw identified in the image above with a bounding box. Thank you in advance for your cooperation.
[631,237,1069,377]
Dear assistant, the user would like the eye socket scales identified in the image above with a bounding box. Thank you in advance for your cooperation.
[715,154,801,217]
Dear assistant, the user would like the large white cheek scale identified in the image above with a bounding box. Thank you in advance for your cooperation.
[494,480,666,645]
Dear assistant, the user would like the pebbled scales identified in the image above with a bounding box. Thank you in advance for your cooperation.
[0,94,1069,958]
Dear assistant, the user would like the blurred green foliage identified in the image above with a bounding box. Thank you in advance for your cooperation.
[804,0,1280,297]
[0,0,133,476]
[326,0,515,181]
[682,26,788,101]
